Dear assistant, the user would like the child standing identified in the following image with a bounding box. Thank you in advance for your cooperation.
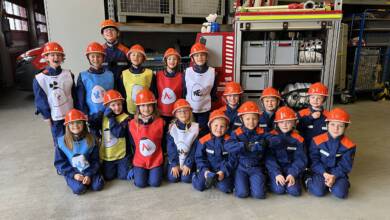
[184,42,218,137]
[225,101,269,199]
[129,89,164,188]
[156,48,184,125]
[54,109,104,195]
[33,42,76,147]
[306,108,356,199]
[166,99,199,183]
[100,19,129,87]
[192,109,235,193]
[100,90,132,181]
[265,106,307,197]
[76,42,114,138]
[259,87,282,132]
[121,44,156,116]
[218,82,243,134]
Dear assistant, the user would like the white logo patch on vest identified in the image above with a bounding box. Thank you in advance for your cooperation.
[49,86,67,107]
[71,154,90,172]
[191,83,205,102]
[91,85,106,104]
[139,138,156,157]
[131,84,144,102]
[103,129,118,148]
[161,88,177,104]
[177,142,190,167]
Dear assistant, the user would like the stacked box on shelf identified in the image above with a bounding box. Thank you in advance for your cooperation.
[117,0,173,24]
[174,0,225,24]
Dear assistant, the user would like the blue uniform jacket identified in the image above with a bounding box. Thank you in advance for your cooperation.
[219,104,242,134]
[265,129,307,177]
[297,107,329,145]
[309,132,356,178]
[259,110,275,132]
[103,42,129,87]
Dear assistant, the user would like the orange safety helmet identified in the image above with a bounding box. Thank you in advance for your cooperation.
[308,82,329,96]
[208,109,230,127]
[100,19,119,33]
[326,108,351,124]
[127,44,147,59]
[172,99,192,115]
[135,89,156,105]
[237,101,261,116]
[190,42,208,57]
[85,42,106,56]
[42,42,65,56]
[274,106,297,122]
[223,82,243,96]
[260,87,281,100]
[103,90,124,105]
[64,109,87,125]
[163,48,181,61]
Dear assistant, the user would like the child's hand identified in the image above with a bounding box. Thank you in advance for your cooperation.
[275,175,286,186]
[312,112,321,119]
[286,175,295,187]
[82,176,91,185]
[171,166,180,178]
[74,174,84,182]
[323,172,335,187]
[216,171,224,181]
[104,108,114,118]
[182,165,191,176]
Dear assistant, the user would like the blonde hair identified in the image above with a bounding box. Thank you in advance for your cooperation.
[64,122,94,150]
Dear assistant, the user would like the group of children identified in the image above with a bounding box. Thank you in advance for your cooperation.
[33,19,356,199]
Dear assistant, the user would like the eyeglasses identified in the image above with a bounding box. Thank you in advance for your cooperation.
[176,109,191,114]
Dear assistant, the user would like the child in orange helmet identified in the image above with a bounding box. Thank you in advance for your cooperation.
[219,82,244,134]
[259,87,282,132]
[128,89,164,188]
[306,108,356,199]
[33,42,76,148]
[54,109,104,195]
[76,42,114,138]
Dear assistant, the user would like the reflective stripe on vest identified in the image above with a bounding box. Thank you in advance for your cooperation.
[156,71,183,117]
[100,113,128,161]
[122,68,153,114]
[129,117,164,169]
[35,69,74,121]
[169,122,199,168]
[185,67,215,113]
[57,136,93,173]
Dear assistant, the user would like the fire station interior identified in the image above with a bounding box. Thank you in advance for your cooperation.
[0,0,390,219]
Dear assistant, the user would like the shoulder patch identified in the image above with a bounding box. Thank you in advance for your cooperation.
[299,108,311,117]
[117,44,129,55]
[270,130,278,135]
[200,133,212,145]
[291,131,304,143]
[313,133,329,146]
[234,127,244,136]
[223,134,230,141]
[341,136,356,149]
[256,127,265,134]
[218,106,227,112]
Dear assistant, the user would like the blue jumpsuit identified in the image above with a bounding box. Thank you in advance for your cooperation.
[258,110,275,132]
[219,104,242,135]
[192,133,236,193]
[102,41,129,88]
[307,132,356,199]
[297,107,329,149]
[54,136,104,195]
[225,127,270,199]
[166,121,197,183]
[265,130,307,196]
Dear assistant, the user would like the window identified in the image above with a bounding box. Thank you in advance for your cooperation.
[35,13,47,33]
[2,1,28,31]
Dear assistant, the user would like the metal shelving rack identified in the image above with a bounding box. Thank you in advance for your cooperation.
[233,9,343,110]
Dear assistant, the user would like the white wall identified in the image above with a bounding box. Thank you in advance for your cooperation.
[44,0,105,75]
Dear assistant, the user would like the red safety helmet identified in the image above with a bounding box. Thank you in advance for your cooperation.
[274,106,297,122]
[190,42,208,57]
[42,42,65,56]
[223,82,243,96]
[208,109,230,127]
[100,19,119,33]
[308,82,329,96]
[127,44,147,59]
[163,48,181,61]
[85,42,105,56]
[135,89,156,105]
[103,90,124,106]
[172,99,192,115]
[260,87,281,100]
[64,109,87,125]
[326,108,351,124]
[237,101,261,116]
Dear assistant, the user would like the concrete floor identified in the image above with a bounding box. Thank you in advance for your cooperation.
[0,90,389,220]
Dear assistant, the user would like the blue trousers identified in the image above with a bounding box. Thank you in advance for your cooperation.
[307,174,350,199]
[101,155,131,181]
[166,164,193,183]
[133,166,163,188]
[65,174,104,195]
[193,111,210,138]
[234,166,266,199]
[268,173,302,197]
[192,170,233,193]
[51,120,65,148]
